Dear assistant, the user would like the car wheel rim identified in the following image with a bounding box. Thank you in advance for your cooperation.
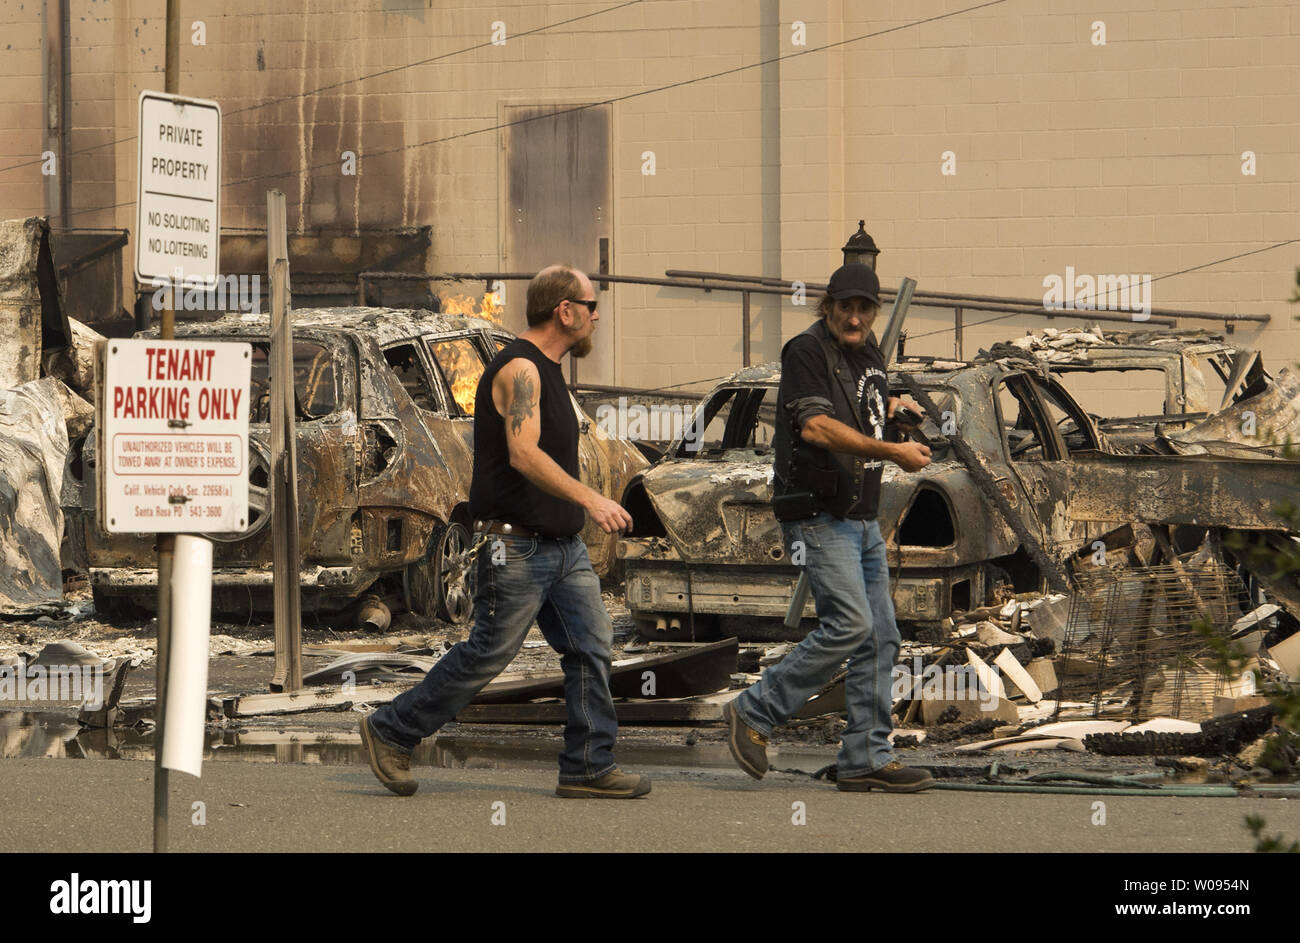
[437,523,473,624]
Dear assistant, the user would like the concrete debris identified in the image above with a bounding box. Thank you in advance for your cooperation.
[975,621,1023,646]
[965,648,1007,701]
[1025,657,1058,696]
[30,640,104,668]
[919,693,1018,726]
[993,648,1042,703]
[1237,737,1270,768]
[1162,756,1210,772]
[759,643,794,666]
[1212,695,1271,716]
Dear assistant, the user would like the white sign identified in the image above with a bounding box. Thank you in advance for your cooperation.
[99,339,251,533]
[135,90,221,287]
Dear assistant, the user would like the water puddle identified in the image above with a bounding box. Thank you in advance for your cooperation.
[0,710,834,773]
[7,711,1295,788]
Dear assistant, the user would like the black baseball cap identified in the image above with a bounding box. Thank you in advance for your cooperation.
[827,264,881,305]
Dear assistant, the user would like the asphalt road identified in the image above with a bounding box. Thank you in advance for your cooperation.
[1,757,1294,853]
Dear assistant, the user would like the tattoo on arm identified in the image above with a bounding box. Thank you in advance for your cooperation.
[509,371,536,436]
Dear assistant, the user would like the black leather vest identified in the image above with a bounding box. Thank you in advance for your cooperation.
[773,319,869,519]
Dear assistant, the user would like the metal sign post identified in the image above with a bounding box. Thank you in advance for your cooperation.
[98,339,249,852]
[266,190,303,693]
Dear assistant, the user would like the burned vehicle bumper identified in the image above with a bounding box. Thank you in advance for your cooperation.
[89,563,370,608]
[620,546,972,626]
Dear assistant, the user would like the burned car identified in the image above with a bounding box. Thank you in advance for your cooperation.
[66,308,646,623]
[984,327,1279,453]
[617,334,1298,642]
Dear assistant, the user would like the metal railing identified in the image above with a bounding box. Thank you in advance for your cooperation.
[355,267,1269,386]
[374,270,795,382]
[666,268,1269,347]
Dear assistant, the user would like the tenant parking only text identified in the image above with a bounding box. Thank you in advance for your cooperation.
[99,339,251,534]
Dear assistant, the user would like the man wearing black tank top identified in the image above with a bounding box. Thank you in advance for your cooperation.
[362,265,650,799]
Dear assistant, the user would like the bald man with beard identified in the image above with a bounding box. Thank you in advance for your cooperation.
[361,265,650,799]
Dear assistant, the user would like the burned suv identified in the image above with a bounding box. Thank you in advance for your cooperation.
[67,308,646,622]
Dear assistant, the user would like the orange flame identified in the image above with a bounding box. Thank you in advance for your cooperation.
[432,291,505,415]
[439,291,504,325]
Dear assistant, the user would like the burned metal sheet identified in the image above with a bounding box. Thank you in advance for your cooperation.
[1065,451,1300,530]
[473,638,738,703]
[1163,367,1300,458]
[0,377,70,608]
[0,217,71,389]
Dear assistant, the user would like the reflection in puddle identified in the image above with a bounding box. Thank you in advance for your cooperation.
[7,712,1294,787]
[0,710,831,772]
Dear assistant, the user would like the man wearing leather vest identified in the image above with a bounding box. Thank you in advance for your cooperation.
[723,263,936,792]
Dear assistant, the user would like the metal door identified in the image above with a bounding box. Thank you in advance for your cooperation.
[502,103,612,384]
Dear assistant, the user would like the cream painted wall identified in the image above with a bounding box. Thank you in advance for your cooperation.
[1,0,1295,391]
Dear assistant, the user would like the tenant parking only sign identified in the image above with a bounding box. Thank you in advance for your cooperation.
[135,90,221,287]
[99,339,251,534]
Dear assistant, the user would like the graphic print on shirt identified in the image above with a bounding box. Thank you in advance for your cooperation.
[857,366,887,469]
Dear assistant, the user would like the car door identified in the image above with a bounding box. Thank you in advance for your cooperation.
[420,330,486,477]
[998,371,1110,553]
[995,372,1066,550]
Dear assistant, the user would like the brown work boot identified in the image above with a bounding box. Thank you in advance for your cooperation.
[360,714,417,796]
[555,767,651,799]
[837,761,934,794]
[722,700,768,780]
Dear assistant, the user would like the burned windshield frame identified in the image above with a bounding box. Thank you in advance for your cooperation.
[248,340,338,422]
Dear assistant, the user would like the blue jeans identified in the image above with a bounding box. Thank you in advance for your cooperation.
[733,514,900,777]
[369,534,619,784]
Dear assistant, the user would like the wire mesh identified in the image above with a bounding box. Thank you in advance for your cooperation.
[1057,561,1248,721]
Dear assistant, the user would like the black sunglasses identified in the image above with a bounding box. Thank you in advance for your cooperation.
[567,298,598,313]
